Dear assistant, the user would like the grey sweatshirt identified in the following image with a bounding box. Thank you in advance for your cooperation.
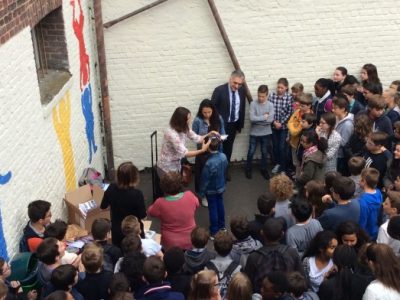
[249,100,275,136]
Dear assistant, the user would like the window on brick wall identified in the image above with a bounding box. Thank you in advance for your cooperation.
[31,6,71,106]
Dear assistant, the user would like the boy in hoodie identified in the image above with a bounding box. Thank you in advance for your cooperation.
[183,227,216,275]
[136,256,184,300]
[332,94,354,176]
[21,200,52,252]
[229,215,262,267]
[358,168,383,240]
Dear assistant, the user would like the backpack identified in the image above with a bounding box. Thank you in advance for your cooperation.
[206,260,239,299]
[253,245,290,292]
[78,168,104,187]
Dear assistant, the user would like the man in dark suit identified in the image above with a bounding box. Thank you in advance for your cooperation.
[211,70,246,180]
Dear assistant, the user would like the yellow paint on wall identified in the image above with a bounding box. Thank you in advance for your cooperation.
[52,92,77,191]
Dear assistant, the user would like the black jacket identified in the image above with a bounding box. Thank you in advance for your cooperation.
[212,83,246,131]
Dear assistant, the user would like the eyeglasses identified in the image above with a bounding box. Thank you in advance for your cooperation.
[232,81,242,86]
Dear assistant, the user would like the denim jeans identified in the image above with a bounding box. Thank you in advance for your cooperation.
[272,128,289,172]
[207,193,225,235]
[246,135,271,171]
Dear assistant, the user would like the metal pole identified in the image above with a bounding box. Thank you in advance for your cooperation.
[207,0,252,103]
[93,0,115,180]
[103,0,168,29]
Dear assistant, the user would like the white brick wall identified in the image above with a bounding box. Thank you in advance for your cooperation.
[103,0,400,170]
[0,0,103,257]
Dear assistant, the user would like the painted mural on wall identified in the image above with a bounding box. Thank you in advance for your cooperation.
[0,171,11,259]
[71,0,97,164]
[0,171,12,185]
[53,91,77,192]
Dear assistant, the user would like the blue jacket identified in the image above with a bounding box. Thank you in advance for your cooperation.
[358,189,383,240]
[199,151,228,197]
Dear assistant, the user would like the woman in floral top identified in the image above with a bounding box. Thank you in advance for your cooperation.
[157,107,217,183]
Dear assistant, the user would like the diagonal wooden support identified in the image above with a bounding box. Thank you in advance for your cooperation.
[207,0,253,103]
[103,0,168,28]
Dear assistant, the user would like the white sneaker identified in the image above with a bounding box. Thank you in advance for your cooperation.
[272,164,281,174]
[201,197,208,207]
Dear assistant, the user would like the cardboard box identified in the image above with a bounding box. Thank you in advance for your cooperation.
[64,184,110,232]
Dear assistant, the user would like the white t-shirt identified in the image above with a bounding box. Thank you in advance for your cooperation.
[308,257,333,292]
[141,238,162,257]
[377,221,400,257]
[363,280,400,300]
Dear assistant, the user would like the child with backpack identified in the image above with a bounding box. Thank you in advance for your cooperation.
[206,230,241,299]
[244,218,303,294]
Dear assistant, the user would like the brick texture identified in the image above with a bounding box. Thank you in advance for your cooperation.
[0,0,62,45]
[102,0,400,170]
[0,0,103,256]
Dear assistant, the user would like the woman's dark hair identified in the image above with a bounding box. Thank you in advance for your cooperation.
[277,77,289,88]
[302,130,328,154]
[303,230,336,259]
[196,99,221,132]
[354,113,373,139]
[315,78,336,96]
[51,264,77,291]
[170,107,190,133]
[332,245,357,300]
[320,112,336,139]
[305,180,328,217]
[117,162,139,189]
[324,171,341,192]
[120,252,147,292]
[362,63,381,84]
[109,273,131,298]
[336,66,348,77]
[336,221,370,252]
[342,75,359,86]
[366,243,400,293]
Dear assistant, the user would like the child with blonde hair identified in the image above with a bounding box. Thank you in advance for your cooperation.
[121,215,162,258]
[269,174,294,227]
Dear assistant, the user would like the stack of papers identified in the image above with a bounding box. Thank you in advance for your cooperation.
[78,200,97,219]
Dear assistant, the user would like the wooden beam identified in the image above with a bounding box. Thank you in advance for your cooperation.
[207,0,252,102]
[103,0,168,29]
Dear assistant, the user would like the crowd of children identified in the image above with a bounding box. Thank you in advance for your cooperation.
[1,63,400,300]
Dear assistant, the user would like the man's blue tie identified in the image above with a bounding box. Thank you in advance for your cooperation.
[230,90,236,122]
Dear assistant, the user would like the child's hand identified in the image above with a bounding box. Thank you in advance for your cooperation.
[264,113,269,119]
[27,290,38,300]
[322,194,333,203]
[201,139,211,152]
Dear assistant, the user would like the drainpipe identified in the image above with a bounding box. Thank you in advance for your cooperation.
[93,0,115,180]
[207,0,252,103]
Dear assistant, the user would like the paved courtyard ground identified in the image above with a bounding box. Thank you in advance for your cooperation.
[138,163,269,235]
